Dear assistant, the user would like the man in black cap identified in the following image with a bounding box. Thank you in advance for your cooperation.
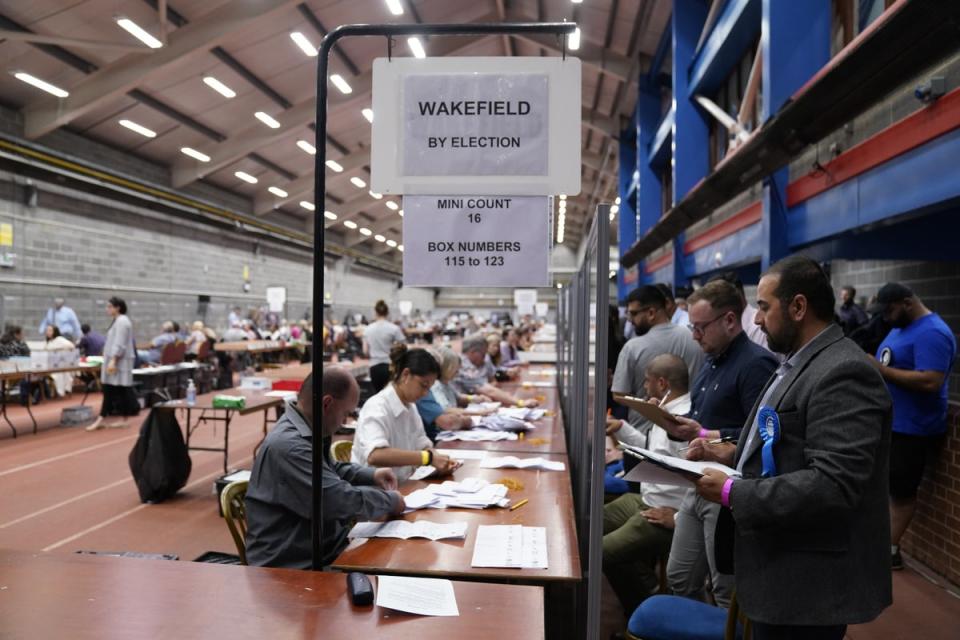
[872,282,956,570]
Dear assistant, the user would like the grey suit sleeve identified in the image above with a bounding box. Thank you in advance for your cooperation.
[333,460,377,486]
[730,358,889,530]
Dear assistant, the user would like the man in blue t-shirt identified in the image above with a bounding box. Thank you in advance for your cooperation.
[873,282,957,571]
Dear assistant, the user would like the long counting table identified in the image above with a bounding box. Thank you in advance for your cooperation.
[0,363,101,437]
[0,549,545,639]
[332,454,580,583]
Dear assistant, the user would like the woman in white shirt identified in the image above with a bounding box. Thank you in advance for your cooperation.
[353,344,458,481]
[43,325,77,396]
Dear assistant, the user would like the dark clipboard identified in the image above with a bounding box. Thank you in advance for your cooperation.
[613,393,683,430]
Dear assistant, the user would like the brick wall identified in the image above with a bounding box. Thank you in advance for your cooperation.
[830,259,960,587]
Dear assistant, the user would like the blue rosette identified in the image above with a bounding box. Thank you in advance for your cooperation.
[756,406,780,478]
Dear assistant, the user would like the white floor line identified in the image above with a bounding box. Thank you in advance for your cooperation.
[0,478,130,529]
[0,435,138,477]
[42,455,253,552]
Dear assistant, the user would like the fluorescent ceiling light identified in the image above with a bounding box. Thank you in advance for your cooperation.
[343,220,358,229]
[408,37,426,58]
[609,212,616,221]
[203,76,235,98]
[297,139,316,155]
[299,201,316,211]
[234,171,258,184]
[115,17,163,48]
[268,186,288,198]
[119,119,156,138]
[615,196,621,205]
[359,227,372,236]
[180,147,210,162]
[386,239,397,248]
[385,0,404,15]
[324,211,338,220]
[13,72,69,98]
[374,234,386,243]
[611,204,619,214]
[330,74,352,95]
[361,108,374,123]
[398,244,404,252]
[325,159,343,172]
[350,176,367,189]
[369,191,383,199]
[559,194,567,200]
[290,32,318,57]
[568,27,581,51]
[254,111,281,129]
[385,201,399,211]
[398,209,404,217]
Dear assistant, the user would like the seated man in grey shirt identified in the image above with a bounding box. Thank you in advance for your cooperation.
[245,368,405,569]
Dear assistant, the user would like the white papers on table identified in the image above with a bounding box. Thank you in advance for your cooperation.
[528,368,555,376]
[474,415,535,432]
[222,469,251,483]
[348,520,468,541]
[471,525,548,569]
[435,430,518,442]
[409,465,437,481]
[497,407,547,421]
[479,456,566,471]
[435,448,487,460]
[403,478,511,511]
[376,575,459,617]
[521,381,556,388]
[264,390,297,400]
[465,402,501,413]
[619,443,741,487]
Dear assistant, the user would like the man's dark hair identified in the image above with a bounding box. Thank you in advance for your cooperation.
[646,353,690,394]
[709,271,746,296]
[688,280,745,316]
[655,283,674,301]
[764,255,836,322]
[842,285,856,298]
[81,323,91,334]
[625,285,668,310]
[319,369,355,400]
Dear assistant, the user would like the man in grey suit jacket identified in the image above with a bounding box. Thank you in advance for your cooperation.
[686,255,892,639]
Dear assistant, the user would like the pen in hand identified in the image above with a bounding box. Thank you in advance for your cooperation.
[679,436,737,451]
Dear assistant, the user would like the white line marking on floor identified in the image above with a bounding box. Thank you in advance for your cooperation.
[42,455,252,552]
[0,478,130,529]
[0,435,138,477]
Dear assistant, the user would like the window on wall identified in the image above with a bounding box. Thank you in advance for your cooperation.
[707,40,761,170]
[832,0,896,55]
[660,165,673,214]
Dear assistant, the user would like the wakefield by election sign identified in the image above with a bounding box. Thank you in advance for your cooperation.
[371,56,580,287]
[371,57,580,195]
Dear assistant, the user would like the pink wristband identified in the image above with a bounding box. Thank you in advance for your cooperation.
[721,478,735,508]
[698,427,710,439]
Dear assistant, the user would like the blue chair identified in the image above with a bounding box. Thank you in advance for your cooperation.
[626,594,749,640]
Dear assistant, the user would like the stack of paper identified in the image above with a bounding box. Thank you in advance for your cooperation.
[471,525,548,569]
[619,443,741,488]
[435,430,519,442]
[464,402,501,413]
[479,456,566,471]
[434,448,487,461]
[404,478,511,510]
[348,520,468,541]
[497,407,547,421]
[474,415,535,432]
[376,576,459,617]
[409,465,437,481]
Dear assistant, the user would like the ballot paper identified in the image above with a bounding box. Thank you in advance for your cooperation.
[348,520,468,541]
[619,443,740,487]
[435,429,519,442]
[264,390,297,400]
[376,575,459,617]
[409,465,437,481]
[465,402,501,413]
[471,525,548,569]
[520,381,556,388]
[479,456,566,471]
[497,407,547,421]
[435,448,487,461]
[403,478,511,511]
[474,415,536,432]
[221,469,251,483]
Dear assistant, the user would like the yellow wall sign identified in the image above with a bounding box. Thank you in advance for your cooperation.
[0,223,12,247]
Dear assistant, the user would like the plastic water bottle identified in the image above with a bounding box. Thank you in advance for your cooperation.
[186,379,197,406]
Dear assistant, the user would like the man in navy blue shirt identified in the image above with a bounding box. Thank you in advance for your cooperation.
[872,282,956,570]
[661,279,778,607]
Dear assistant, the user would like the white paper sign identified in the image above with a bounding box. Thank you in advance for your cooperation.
[402,195,549,287]
[372,57,581,196]
[398,300,413,316]
[535,302,549,317]
[403,73,548,177]
[265,286,286,313]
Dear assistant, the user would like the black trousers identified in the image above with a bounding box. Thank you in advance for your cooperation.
[101,384,140,418]
[369,363,391,393]
[751,622,847,640]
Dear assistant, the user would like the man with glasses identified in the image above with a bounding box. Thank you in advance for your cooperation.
[609,285,703,445]
[664,279,778,607]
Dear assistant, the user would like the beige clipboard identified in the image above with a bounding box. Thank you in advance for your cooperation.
[612,393,683,429]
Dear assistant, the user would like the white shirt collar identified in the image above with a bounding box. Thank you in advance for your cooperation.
[383,383,408,418]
